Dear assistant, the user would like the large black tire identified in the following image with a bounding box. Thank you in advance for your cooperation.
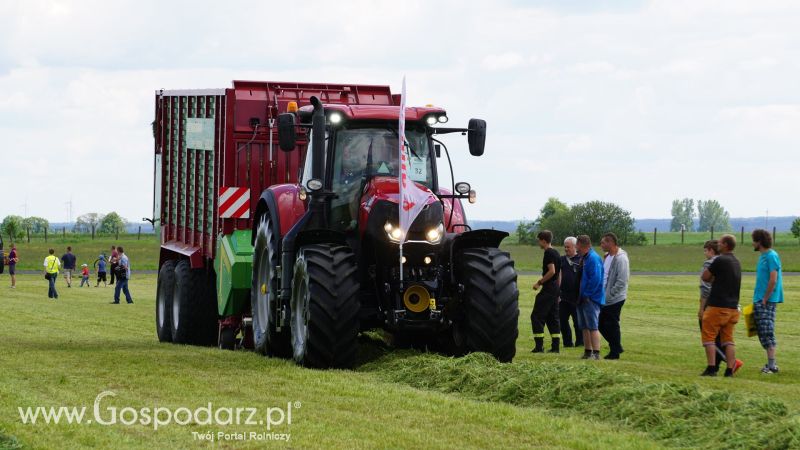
[171,260,206,344]
[156,260,176,343]
[290,244,360,369]
[194,268,220,346]
[456,247,519,362]
[251,214,291,356]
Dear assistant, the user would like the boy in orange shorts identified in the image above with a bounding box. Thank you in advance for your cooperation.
[700,234,742,377]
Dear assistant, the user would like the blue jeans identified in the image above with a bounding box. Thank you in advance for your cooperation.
[114,278,133,303]
[48,273,59,298]
[576,299,601,331]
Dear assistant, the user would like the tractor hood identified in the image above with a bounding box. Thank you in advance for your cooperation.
[358,176,444,242]
[362,176,439,207]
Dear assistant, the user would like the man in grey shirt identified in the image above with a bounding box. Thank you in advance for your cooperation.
[599,232,629,359]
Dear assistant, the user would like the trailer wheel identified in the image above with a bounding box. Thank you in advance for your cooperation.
[156,260,176,343]
[171,260,205,344]
[251,213,291,357]
[290,244,360,369]
[456,247,519,362]
[219,327,237,350]
[193,268,220,346]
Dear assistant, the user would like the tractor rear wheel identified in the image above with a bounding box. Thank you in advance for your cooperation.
[193,268,220,346]
[456,247,519,362]
[290,244,360,369]
[251,213,291,357]
[156,260,176,342]
[171,260,206,344]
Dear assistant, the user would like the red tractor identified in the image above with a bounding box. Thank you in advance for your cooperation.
[252,96,519,368]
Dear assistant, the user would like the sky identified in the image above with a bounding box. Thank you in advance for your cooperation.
[0,0,798,222]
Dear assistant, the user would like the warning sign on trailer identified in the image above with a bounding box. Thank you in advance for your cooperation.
[219,187,250,219]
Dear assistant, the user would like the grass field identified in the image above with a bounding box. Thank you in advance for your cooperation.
[0,273,797,449]
[2,235,161,271]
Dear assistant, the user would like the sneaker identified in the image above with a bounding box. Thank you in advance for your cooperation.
[591,352,600,360]
[761,365,779,374]
[724,368,734,377]
[701,367,718,377]
[531,348,544,353]
[604,353,620,360]
[581,352,592,359]
[732,359,744,375]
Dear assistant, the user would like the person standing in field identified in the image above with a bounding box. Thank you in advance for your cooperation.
[111,246,133,304]
[61,246,77,288]
[94,254,108,287]
[576,234,604,360]
[599,232,629,360]
[559,236,583,348]
[531,230,562,353]
[109,246,119,285]
[8,244,19,289]
[698,240,743,374]
[80,264,90,287]
[751,229,784,374]
[700,234,741,377]
[43,248,61,299]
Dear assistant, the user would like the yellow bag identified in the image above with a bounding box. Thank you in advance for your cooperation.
[742,303,757,337]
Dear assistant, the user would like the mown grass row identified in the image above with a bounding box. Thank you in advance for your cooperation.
[362,352,800,449]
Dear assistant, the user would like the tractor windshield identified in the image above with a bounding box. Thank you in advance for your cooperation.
[330,126,433,231]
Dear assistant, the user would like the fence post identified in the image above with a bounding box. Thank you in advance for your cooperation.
[711,226,714,240]
[653,228,657,245]
[91,225,95,240]
[773,226,777,244]
[44,227,48,242]
[741,226,744,244]
[27,227,30,243]
[63,227,66,238]
[681,228,685,244]
[138,225,141,240]
[115,226,119,240]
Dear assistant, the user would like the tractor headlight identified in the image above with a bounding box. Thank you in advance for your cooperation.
[384,222,403,243]
[328,112,343,125]
[425,223,444,243]
[426,115,438,126]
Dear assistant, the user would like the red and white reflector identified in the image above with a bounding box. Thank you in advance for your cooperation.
[218,187,251,219]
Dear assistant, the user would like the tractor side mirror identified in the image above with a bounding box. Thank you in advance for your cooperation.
[467,118,486,156]
[278,113,296,152]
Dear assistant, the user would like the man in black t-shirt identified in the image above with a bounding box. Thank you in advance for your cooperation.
[700,234,742,377]
[531,230,562,353]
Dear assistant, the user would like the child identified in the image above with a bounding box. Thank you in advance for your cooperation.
[80,264,90,287]
[94,254,108,287]
[699,240,743,374]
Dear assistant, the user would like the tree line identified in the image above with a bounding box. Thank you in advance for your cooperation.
[1,212,128,241]
[516,198,646,246]
[670,198,732,232]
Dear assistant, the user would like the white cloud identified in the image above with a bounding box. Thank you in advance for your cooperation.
[0,0,799,223]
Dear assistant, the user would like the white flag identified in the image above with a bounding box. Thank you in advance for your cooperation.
[398,77,435,243]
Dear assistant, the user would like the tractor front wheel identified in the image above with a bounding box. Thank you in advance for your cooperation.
[456,247,519,362]
[290,244,360,369]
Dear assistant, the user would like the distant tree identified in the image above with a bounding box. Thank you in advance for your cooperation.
[571,201,641,245]
[536,197,569,227]
[22,216,50,234]
[540,208,578,244]
[670,198,695,232]
[791,218,800,243]
[1,215,25,241]
[99,212,127,234]
[516,221,537,245]
[75,213,103,234]
[697,200,731,232]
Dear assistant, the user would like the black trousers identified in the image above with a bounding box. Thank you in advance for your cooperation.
[110,263,118,284]
[531,291,560,338]
[599,300,625,355]
[559,300,582,346]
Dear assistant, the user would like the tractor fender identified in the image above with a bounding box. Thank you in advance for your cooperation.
[252,184,307,246]
[443,229,510,284]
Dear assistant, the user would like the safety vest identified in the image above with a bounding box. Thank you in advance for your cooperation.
[45,255,60,274]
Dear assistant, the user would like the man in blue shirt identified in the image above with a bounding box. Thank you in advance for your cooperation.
[751,229,783,374]
[576,235,605,360]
